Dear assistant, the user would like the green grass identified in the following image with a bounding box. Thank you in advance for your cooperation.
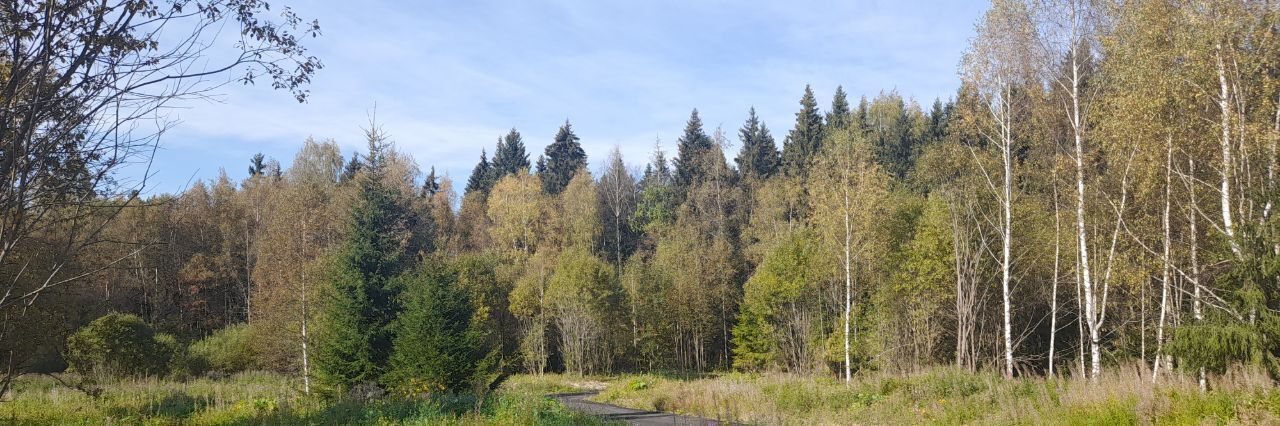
[1,372,605,425]
[506,365,1280,425]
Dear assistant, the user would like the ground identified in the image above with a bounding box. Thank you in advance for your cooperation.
[4,367,1280,425]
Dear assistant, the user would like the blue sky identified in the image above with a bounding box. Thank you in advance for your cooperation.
[136,0,989,195]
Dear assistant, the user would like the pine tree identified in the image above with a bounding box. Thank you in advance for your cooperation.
[540,120,587,195]
[827,86,852,130]
[314,126,411,394]
[734,107,780,182]
[492,128,530,178]
[673,109,714,192]
[781,85,825,177]
[464,149,496,195]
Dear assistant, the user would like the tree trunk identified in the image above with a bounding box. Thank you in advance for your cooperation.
[843,183,853,383]
[1153,139,1172,382]
[1216,46,1240,257]
[1050,175,1061,377]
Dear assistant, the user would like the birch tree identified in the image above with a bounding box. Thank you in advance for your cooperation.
[961,0,1038,378]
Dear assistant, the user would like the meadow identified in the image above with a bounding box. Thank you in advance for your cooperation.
[512,366,1280,425]
[1,372,603,425]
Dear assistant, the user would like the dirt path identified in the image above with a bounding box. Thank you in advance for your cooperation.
[550,391,728,425]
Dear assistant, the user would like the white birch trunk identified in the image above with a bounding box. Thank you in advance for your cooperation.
[843,170,853,383]
[1153,139,1172,383]
[1216,46,1240,257]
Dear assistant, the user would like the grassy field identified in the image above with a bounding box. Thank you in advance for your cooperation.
[0,372,604,425]
[7,367,1280,425]
[508,365,1280,425]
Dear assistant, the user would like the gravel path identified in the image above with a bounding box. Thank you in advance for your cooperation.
[550,391,729,425]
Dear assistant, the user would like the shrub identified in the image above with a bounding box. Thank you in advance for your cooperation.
[189,324,258,375]
[64,312,170,377]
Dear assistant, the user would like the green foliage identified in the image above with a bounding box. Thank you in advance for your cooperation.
[384,262,496,394]
[733,231,825,372]
[673,108,715,192]
[314,152,411,394]
[64,312,171,378]
[465,149,497,195]
[492,128,531,178]
[3,373,604,425]
[735,107,780,182]
[781,85,824,177]
[189,324,259,376]
[541,120,587,195]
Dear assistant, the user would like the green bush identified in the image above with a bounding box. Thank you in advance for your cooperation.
[189,324,258,375]
[64,312,170,377]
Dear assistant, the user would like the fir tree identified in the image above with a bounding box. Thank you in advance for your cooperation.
[464,149,496,195]
[781,85,824,177]
[734,107,780,182]
[673,109,714,192]
[314,126,411,394]
[248,153,267,177]
[540,120,586,195]
[827,86,852,130]
[384,261,493,393]
[421,166,441,198]
[339,154,362,184]
[492,128,530,178]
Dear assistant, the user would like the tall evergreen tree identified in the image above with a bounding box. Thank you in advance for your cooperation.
[492,128,530,177]
[734,107,780,182]
[248,153,267,177]
[673,109,714,192]
[464,149,496,195]
[781,85,825,177]
[314,126,411,393]
[421,166,441,198]
[540,120,587,195]
[827,86,852,130]
[339,154,362,184]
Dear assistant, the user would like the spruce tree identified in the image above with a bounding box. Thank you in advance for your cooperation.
[827,86,852,130]
[384,261,492,393]
[540,120,586,195]
[781,85,825,177]
[734,107,780,182]
[248,153,267,177]
[464,149,496,195]
[492,128,530,178]
[314,126,411,394]
[339,154,362,184]
[421,166,441,198]
[673,109,713,192]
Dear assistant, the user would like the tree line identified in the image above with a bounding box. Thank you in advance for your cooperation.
[5,0,1280,396]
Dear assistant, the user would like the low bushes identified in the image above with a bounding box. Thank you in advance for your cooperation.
[64,312,172,378]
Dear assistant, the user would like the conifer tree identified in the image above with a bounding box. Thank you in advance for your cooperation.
[384,261,492,393]
[673,109,714,193]
[314,124,412,393]
[249,153,267,177]
[465,149,496,195]
[781,85,825,177]
[734,107,780,182]
[339,154,362,184]
[540,120,587,195]
[492,128,530,178]
[421,166,441,198]
[827,86,852,130]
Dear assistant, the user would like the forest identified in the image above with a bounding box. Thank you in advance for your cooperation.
[4,0,1280,424]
